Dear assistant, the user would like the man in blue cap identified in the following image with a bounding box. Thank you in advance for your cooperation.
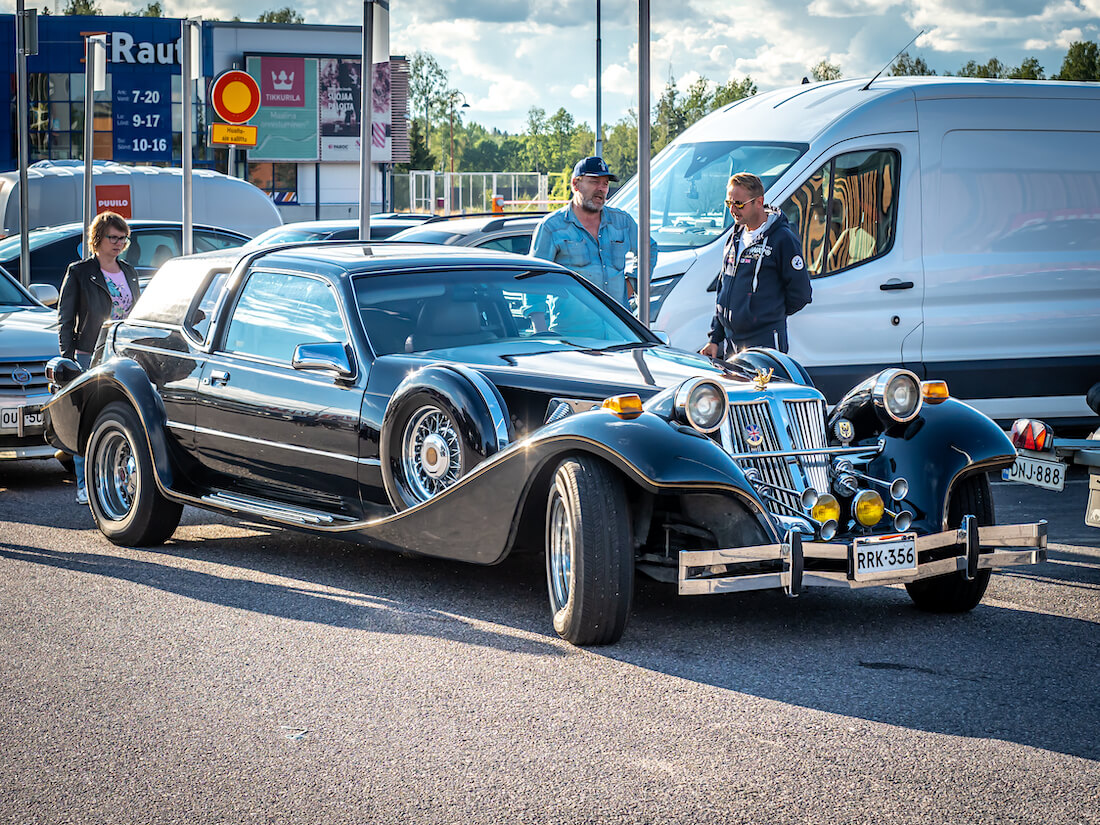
[526,156,657,334]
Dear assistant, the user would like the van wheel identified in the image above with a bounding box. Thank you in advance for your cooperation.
[86,402,182,547]
[545,456,634,646]
[905,475,993,612]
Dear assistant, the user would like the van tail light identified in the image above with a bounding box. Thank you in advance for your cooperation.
[1010,418,1054,453]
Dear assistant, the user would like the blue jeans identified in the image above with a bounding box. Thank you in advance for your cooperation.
[72,352,92,494]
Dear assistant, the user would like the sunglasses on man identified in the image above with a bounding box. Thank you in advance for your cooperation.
[725,196,760,210]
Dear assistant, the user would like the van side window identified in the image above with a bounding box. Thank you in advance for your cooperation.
[781,149,899,278]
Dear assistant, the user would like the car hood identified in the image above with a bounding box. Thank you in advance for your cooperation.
[0,307,58,358]
[398,342,789,400]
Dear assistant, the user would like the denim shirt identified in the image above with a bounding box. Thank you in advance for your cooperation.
[527,204,658,326]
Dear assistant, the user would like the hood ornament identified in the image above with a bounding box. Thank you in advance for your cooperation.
[752,368,774,391]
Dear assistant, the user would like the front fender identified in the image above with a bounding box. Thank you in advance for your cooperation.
[868,398,1015,533]
[44,357,177,489]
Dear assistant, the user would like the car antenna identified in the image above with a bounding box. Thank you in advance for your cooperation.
[861,29,924,91]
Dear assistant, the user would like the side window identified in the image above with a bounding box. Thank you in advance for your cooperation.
[781,149,899,278]
[477,234,532,255]
[123,230,178,270]
[224,271,346,363]
[194,231,245,253]
[184,270,230,343]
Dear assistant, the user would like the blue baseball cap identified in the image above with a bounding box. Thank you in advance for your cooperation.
[572,156,619,182]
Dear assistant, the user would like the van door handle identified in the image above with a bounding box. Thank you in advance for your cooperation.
[880,280,914,291]
[207,369,230,387]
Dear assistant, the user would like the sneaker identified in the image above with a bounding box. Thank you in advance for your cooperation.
[75,488,88,505]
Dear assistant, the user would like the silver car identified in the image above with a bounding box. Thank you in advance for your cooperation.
[0,267,59,462]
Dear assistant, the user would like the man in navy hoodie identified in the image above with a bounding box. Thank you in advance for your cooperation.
[700,173,811,356]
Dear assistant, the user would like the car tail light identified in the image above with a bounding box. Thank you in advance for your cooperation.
[1010,418,1054,452]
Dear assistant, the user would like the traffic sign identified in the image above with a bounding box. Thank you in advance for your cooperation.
[210,70,260,125]
[210,123,258,147]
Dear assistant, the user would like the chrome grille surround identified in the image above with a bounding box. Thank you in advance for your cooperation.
[718,387,831,515]
[0,359,50,396]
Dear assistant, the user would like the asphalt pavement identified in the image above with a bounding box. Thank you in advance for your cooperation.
[1,458,1097,825]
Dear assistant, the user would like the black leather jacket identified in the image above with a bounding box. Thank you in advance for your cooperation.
[57,257,141,359]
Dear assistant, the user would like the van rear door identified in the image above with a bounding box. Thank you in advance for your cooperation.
[778,134,924,402]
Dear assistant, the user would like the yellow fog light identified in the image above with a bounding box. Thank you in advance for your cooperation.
[811,493,840,525]
[602,394,644,420]
[853,489,885,527]
[922,380,950,404]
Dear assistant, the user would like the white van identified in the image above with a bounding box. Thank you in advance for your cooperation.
[612,77,1100,427]
[0,161,282,238]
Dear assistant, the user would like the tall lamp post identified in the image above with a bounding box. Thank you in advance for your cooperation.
[448,90,469,175]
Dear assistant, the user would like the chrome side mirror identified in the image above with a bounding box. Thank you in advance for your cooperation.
[45,356,84,392]
[30,283,59,306]
[291,341,354,378]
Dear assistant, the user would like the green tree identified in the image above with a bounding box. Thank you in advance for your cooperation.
[62,0,101,14]
[546,107,578,173]
[889,52,935,76]
[408,51,450,146]
[679,77,714,126]
[811,60,842,81]
[257,7,303,23]
[711,76,756,109]
[1055,41,1100,81]
[122,2,163,15]
[653,75,687,153]
[601,113,639,183]
[397,120,436,171]
[1010,57,1045,79]
[956,58,1007,78]
[524,106,551,172]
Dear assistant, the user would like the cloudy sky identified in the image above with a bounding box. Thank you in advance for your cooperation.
[52,0,1100,132]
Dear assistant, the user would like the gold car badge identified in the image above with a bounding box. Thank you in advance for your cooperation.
[752,368,774,391]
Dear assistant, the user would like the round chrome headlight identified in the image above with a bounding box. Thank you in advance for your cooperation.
[673,378,728,433]
[873,368,923,423]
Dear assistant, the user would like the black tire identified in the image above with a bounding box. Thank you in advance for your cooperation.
[85,402,182,547]
[545,456,634,646]
[905,474,993,612]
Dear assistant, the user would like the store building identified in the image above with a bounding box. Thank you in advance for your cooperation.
[0,15,409,221]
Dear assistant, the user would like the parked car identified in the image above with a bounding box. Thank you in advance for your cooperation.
[387,212,544,254]
[44,242,1046,645]
[244,214,437,247]
[0,220,251,290]
[0,266,61,462]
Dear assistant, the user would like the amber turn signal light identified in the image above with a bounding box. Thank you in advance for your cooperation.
[921,380,950,404]
[602,394,644,420]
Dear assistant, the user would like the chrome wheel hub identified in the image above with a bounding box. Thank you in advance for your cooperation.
[547,486,573,610]
[401,406,463,502]
[94,429,137,521]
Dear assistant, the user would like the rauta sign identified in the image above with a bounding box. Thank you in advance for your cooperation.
[110,32,182,65]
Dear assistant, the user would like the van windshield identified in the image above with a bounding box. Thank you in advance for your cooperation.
[610,141,807,251]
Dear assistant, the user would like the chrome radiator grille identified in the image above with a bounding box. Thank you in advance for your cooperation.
[723,396,829,514]
[0,360,50,396]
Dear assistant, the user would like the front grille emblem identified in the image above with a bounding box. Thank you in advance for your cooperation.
[752,368,774,391]
[744,423,764,449]
[11,367,32,387]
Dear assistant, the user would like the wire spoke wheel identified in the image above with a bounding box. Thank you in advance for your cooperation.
[400,405,464,503]
[93,429,138,520]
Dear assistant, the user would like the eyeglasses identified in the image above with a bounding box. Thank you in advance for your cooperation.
[105,234,129,243]
[725,197,759,210]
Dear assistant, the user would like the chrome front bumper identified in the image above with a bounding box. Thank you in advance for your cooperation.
[678,518,1047,596]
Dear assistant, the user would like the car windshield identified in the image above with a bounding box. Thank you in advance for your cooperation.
[244,227,336,248]
[0,267,35,307]
[354,267,646,356]
[0,225,80,258]
[387,229,465,245]
[610,140,807,251]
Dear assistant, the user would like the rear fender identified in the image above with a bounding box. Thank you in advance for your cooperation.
[44,357,176,489]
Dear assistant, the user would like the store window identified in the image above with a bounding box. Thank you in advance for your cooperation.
[249,163,298,205]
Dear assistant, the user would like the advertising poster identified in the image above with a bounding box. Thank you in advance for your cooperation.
[246,55,320,162]
[320,58,392,163]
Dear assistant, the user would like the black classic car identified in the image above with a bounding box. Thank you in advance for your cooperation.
[44,243,1047,645]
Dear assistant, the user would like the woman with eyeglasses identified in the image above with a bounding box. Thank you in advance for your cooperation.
[57,211,141,505]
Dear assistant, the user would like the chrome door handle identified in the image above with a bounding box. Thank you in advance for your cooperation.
[879,280,914,291]
[209,369,230,386]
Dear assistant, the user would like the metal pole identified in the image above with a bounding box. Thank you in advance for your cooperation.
[595,0,602,157]
[449,101,454,175]
[83,37,96,256]
[181,20,194,255]
[637,0,651,327]
[15,0,31,285]
[358,0,375,241]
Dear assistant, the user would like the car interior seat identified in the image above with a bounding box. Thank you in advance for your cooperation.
[152,244,173,268]
[405,298,494,352]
